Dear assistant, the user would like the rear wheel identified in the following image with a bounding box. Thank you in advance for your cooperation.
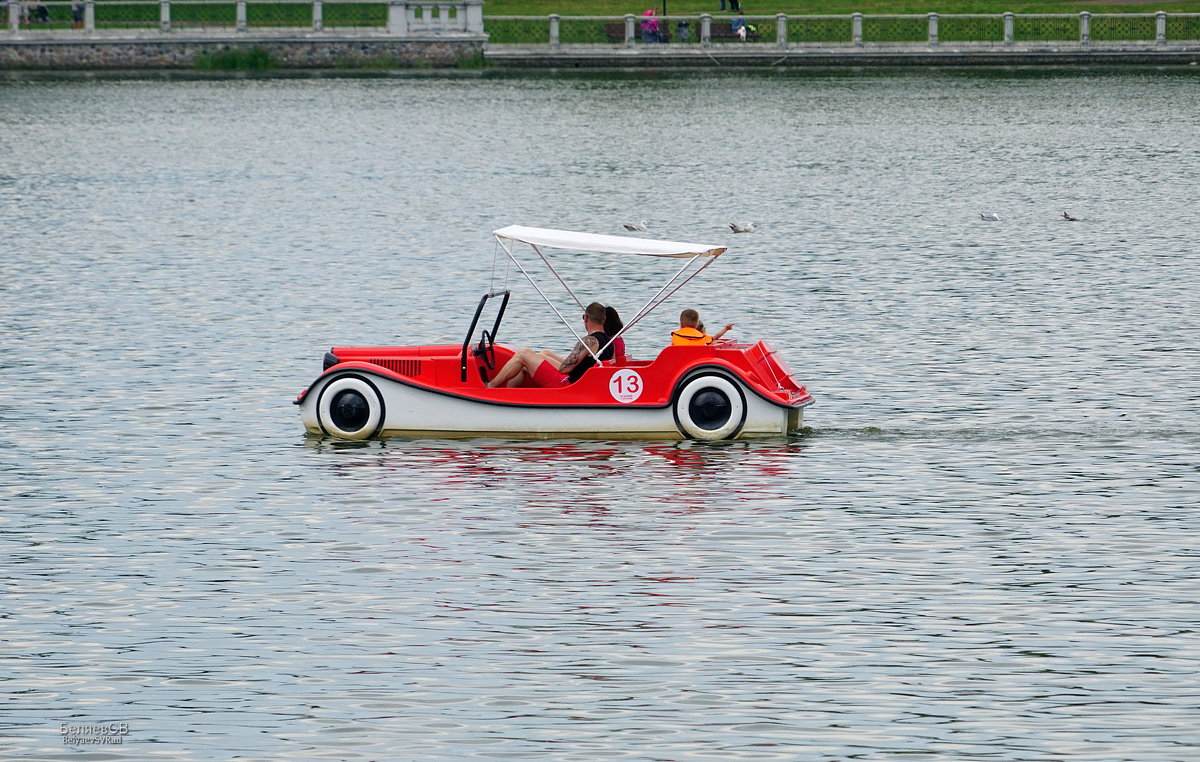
[317,375,385,440]
[673,373,747,440]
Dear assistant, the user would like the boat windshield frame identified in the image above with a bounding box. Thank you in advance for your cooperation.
[492,226,728,363]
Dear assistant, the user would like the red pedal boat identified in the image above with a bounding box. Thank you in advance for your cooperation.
[296,226,813,440]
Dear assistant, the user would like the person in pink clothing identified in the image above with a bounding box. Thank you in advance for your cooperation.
[604,306,627,363]
[641,9,661,43]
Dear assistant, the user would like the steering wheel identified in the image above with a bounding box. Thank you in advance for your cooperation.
[474,329,497,370]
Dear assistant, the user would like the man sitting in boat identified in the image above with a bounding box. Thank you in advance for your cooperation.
[486,302,612,388]
[671,308,733,346]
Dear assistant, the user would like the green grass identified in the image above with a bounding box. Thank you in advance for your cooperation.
[78,0,1200,29]
[194,46,278,69]
[66,0,1200,47]
[86,1,388,29]
[491,0,1200,44]
[485,0,1200,15]
[456,51,490,68]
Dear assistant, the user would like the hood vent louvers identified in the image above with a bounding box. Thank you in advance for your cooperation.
[370,358,422,377]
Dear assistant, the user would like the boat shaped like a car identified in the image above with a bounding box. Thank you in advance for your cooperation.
[296,226,813,440]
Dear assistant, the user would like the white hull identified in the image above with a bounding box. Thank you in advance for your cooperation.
[300,371,801,440]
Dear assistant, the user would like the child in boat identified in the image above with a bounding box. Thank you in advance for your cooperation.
[671,309,732,346]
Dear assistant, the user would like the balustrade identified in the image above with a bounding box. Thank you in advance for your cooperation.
[4,0,483,35]
[4,5,1198,45]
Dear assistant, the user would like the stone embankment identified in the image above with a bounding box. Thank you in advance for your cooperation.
[484,43,1200,68]
[7,33,1199,70]
[4,4,1200,71]
[1,31,484,69]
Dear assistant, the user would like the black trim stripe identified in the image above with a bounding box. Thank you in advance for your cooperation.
[302,362,809,411]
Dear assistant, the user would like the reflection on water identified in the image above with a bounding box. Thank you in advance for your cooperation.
[2,69,1199,760]
[317,438,809,516]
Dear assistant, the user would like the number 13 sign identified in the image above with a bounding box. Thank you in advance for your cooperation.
[608,369,644,403]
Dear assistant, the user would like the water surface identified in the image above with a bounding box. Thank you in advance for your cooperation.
[1,68,1198,760]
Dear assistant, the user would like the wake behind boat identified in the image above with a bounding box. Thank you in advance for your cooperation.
[295,225,813,440]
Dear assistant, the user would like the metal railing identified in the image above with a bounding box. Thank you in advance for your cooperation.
[6,5,1199,44]
[4,0,483,34]
[486,12,1200,47]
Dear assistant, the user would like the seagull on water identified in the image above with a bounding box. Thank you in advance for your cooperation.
[1062,211,1079,221]
[623,220,648,232]
[979,213,1003,221]
[729,222,755,233]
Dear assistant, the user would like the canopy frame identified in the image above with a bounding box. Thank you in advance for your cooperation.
[491,225,728,362]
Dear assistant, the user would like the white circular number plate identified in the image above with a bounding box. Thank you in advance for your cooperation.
[609,369,644,403]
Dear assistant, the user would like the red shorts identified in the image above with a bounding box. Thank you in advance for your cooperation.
[532,360,568,388]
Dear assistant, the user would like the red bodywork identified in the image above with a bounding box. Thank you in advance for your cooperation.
[298,340,812,410]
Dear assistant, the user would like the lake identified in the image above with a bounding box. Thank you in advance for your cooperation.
[2,67,1198,760]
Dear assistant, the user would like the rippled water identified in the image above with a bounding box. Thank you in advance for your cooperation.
[2,69,1199,760]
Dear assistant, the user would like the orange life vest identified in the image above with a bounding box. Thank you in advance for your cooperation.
[671,326,712,346]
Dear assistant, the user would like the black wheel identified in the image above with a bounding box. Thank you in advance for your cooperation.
[316,375,385,440]
[673,373,747,440]
[331,389,370,432]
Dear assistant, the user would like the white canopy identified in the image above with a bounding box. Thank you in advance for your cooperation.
[494,225,726,259]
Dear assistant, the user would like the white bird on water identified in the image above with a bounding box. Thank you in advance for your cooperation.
[729,222,755,233]
[979,213,1003,221]
[623,220,648,232]
[1062,211,1080,221]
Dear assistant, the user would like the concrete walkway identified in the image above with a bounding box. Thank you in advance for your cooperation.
[4,30,1200,69]
[484,42,1200,68]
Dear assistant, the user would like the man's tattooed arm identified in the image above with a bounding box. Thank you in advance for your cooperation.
[559,335,600,374]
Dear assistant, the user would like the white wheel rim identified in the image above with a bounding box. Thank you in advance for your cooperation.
[317,376,384,440]
[675,375,746,440]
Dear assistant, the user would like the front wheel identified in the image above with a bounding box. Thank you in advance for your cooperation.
[673,373,747,440]
[316,374,385,440]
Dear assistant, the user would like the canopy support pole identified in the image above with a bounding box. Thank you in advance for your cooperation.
[620,252,723,336]
[495,237,601,364]
[492,228,727,364]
